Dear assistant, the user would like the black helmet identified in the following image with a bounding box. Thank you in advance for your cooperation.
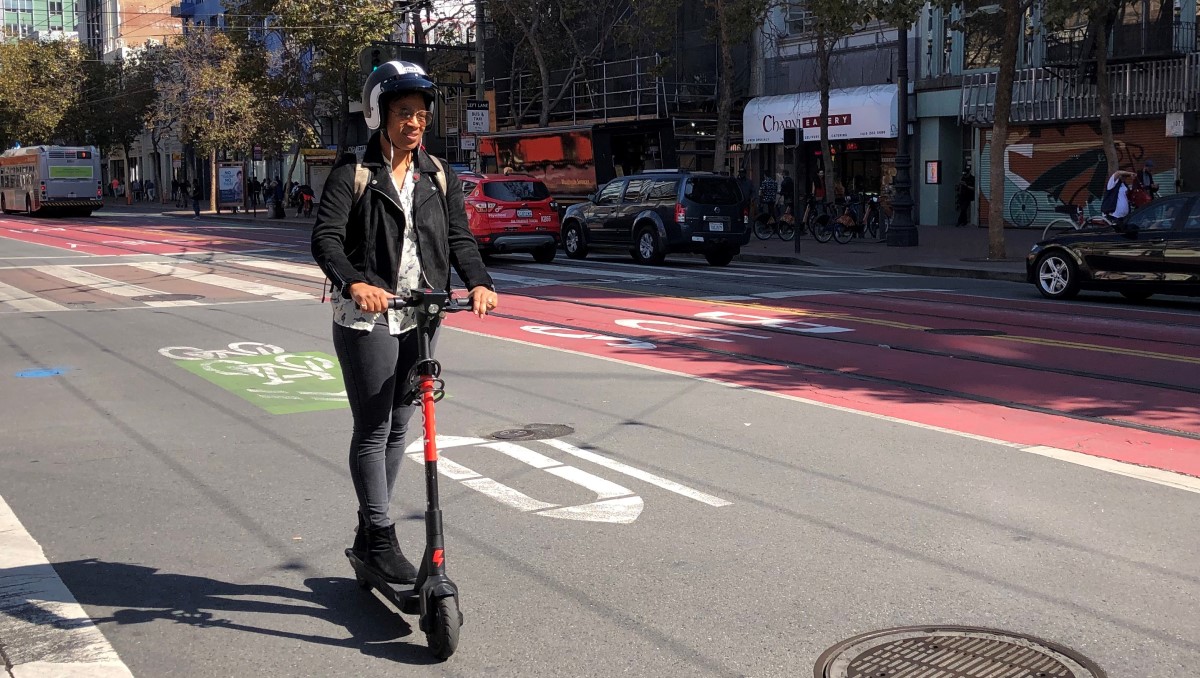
[362,60,438,130]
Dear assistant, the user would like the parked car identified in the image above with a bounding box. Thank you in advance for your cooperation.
[459,172,560,263]
[1026,192,1200,301]
[560,170,750,266]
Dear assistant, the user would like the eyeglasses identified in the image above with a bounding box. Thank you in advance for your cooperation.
[388,108,430,125]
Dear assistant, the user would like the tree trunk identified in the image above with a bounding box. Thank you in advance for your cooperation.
[286,144,302,189]
[210,148,218,212]
[986,0,1023,260]
[817,32,836,202]
[1094,15,1117,175]
[531,39,552,128]
[122,142,133,206]
[713,0,734,173]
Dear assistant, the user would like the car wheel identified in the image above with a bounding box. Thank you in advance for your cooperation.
[532,243,557,263]
[1034,251,1080,300]
[632,224,665,265]
[563,222,588,260]
[1120,290,1154,302]
[704,248,737,267]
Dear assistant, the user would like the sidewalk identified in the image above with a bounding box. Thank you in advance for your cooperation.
[105,198,1039,284]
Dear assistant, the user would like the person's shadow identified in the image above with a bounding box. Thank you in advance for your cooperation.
[5,558,442,665]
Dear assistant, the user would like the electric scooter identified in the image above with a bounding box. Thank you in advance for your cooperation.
[345,288,464,660]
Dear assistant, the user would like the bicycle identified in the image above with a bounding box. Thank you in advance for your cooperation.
[790,196,837,243]
[1040,204,1116,241]
[752,209,796,241]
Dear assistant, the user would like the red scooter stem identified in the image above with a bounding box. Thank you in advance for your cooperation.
[421,376,439,463]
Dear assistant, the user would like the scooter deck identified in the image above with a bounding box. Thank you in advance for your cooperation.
[345,549,422,615]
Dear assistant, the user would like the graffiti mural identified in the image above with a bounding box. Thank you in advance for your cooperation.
[979,120,1176,228]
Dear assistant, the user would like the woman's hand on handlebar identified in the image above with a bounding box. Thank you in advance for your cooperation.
[348,282,396,314]
[468,285,499,318]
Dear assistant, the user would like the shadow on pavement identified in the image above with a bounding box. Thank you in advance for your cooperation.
[26,558,442,665]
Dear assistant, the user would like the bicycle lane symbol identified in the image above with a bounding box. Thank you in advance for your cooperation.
[406,436,732,524]
[159,342,348,414]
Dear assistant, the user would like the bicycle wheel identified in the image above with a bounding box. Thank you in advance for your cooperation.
[811,206,834,243]
[778,219,796,241]
[865,212,879,239]
[832,222,853,244]
[752,216,773,240]
[1040,218,1078,241]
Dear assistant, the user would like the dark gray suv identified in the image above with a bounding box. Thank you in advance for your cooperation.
[561,170,750,266]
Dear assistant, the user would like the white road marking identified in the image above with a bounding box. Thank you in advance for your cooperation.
[542,439,732,507]
[0,280,68,312]
[451,326,1200,496]
[754,290,843,299]
[32,265,203,307]
[131,262,313,300]
[519,263,664,280]
[0,494,134,677]
[487,271,561,288]
[228,259,326,278]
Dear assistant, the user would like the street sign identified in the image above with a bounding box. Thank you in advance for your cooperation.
[460,135,476,151]
[466,100,489,134]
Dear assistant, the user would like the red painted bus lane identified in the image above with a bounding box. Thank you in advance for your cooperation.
[449,291,1200,479]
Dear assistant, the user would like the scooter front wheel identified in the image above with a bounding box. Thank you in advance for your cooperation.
[426,596,462,659]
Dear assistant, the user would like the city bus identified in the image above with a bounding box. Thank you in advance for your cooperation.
[0,145,104,216]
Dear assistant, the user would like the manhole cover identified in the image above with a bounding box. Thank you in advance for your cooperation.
[131,294,204,302]
[815,626,1106,678]
[490,423,575,441]
[924,328,1007,337]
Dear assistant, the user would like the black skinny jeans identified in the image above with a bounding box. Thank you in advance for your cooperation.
[333,317,438,530]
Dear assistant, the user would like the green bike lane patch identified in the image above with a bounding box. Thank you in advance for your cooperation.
[160,342,347,414]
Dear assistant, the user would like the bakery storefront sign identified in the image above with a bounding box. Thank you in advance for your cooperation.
[743,85,898,145]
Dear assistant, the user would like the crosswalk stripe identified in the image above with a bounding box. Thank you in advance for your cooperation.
[520,263,663,280]
[32,265,203,307]
[229,259,326,278]
[0,279,68,312]
[131,262,313,300]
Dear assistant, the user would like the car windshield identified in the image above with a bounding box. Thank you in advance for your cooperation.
[483,180,550,202]
[684,177,741,205]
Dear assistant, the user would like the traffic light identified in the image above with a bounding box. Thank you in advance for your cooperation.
[358,45,391,77]
[370,48,382,71]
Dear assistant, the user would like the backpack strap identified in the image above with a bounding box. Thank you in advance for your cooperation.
[427,154,448,195]
[352,164,371,203]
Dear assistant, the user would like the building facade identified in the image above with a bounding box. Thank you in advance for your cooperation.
[3,0,80,40]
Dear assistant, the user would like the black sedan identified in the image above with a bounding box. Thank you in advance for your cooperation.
[1027,192,1200,301]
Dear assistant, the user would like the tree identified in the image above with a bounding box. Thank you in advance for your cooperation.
[707,0,774,172]
[1043,0,1120,175]
[160,30,260,210]
[939,0,1031,259]
[801,0,862,201]
[490,0,629,128]
[0,39,85,149]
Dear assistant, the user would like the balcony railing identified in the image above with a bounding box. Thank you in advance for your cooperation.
[1043,20,1197,65]
[489,55,715,129]
[961,53,1200,125]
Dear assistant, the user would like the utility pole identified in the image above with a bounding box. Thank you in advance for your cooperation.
[886,24,919,247]
[474,0,485,172]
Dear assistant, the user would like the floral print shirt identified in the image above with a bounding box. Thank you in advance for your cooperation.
[331,166,422,334]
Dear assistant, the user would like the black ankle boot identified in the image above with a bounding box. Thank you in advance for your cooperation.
[351,512,368,558]
[364,523,417,584]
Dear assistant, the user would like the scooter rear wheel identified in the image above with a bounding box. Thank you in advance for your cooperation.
[426,596,461,660]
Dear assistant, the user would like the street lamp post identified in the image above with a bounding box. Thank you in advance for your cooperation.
[887,24,919,247]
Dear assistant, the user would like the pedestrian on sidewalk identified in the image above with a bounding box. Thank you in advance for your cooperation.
[780,170,795,217]
[758,172,778,223]
[191,182,203,218]
[248,176,260,212]
[955,167,975,227]
[1102,170,1135,227]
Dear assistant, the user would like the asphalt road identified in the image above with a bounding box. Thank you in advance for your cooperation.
[1,211,1198,677]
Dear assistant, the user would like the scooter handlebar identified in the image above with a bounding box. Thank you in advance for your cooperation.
[386,290,469,314]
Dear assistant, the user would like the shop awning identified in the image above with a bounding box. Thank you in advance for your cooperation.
[743,85,898,145]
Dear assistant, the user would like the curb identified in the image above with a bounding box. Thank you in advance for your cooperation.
[873,264,1027,283]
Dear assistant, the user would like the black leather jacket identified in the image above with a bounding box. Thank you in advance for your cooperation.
[311,135,493,298]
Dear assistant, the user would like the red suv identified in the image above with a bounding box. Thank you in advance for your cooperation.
[459,172,561,263]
